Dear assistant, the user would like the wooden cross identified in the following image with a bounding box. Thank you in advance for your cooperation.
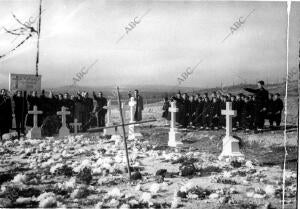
[57,106,70,127]
[128,97,137,123]
[221,102,237,137]
[70,118,81,134]
[168,101,178,129]
[28,105,43,128]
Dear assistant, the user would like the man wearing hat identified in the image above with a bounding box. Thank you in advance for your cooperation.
[244,80,269,132]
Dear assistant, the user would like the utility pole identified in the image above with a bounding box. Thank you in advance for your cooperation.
[35,0,42,76]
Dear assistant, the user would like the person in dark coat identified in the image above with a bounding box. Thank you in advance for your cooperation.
[235,94,245,128]
[26,91,41,127]
[266,93,274,128]
[270,93,283,129]
[173,92,183,124]
[93,91,107,127]
[219,96,227,128]
[74,92,85,128]
[202,97,211,129]
[44,91,57,117]
[56,94,64,112]
[193,96,204,127]
[83,92,94,131]
[134,90,144,122]
[187,95,196,127]
[62,93,74,126]
[13,90,27,138]
[244,81,269,131]
[180,93,190,128]
[0,89,12,139]
[210,97,220,129]
[241,96,254,130]
[230,95,237,129]
[162,97,170,120]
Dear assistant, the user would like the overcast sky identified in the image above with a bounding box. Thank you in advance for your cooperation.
[0,0,299,89]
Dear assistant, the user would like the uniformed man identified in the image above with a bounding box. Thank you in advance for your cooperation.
[193,96,204,127]
[266,93,274,128]
[93,91,107,127]
[173,92,182,124]
[270,93,283,129]
[83,92,94,131]
[134,89,144,122]
[219,96,227,129]
[210,97,220,129]
[13,90,27,138]
[63,93,74,126]
[187,95,196,127]
[241,96,254,131]
[235,93,245,129]
[0,89,12,139]
[244,80,269,132]
[180,93,189,128]
[202,96,211,130]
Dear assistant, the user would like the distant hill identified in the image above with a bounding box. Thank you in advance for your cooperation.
[45,80,298,99]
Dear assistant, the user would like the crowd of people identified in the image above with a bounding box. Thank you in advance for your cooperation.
[0,81,284,139]
[162,81,284,132]
[0,90,107,139]
[0,89,144,139]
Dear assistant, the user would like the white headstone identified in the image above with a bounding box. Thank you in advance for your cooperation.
[168,101,183,147]
[70,118,81,134]
[129,97,137,123]
[128,97,143,140]
[26,105,43,139]
[57,106,71,137]
[104,100,117,135]
[219,102,244,160]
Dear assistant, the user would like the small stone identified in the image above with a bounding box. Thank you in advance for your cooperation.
[229,187,238,194]
[108,188,122,198]
[149,183,160,194]
[179,163,196,176]
[119,203,130,209]
[209,193,219,199]
[253,193,265,199]
[131,171,142,180]
[171,196,180,208]
[135,184,141,191]
[155,169,167,177]
[245,160,254,169]
[265,185,275,196]
[140,192,152,203]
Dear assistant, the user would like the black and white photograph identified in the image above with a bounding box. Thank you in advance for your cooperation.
[0,0,299,208]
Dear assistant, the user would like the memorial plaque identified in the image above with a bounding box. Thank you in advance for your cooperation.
[9,73,42,93]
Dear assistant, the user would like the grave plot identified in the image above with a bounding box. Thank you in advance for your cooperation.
[0,101,297,209]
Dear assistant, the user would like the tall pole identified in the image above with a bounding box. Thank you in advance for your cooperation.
[117,86,131,180]
[35,0,42,76]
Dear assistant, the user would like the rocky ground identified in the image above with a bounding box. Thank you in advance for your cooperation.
[0,101,298,209]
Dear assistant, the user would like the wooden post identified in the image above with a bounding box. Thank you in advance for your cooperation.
[117,86,131,180]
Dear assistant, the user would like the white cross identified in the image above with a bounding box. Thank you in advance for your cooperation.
[105,99,112,125]
[57,106,71,127]
[128,97,137,123]
[221,102,237,137]
[28,105,43,128]
[168,101,179,129]
[70,118,81,134]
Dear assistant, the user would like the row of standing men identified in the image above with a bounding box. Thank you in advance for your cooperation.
[0,89,144,139]
[162,81,283,131]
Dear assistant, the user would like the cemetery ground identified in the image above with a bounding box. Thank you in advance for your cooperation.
[0,95,298,209]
